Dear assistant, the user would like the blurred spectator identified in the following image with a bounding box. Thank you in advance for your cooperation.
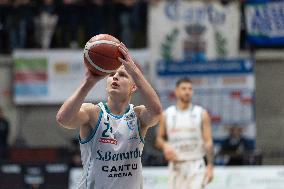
[34,0,58,48]
[220,124,255,165]
[57,0,80,48]
[0,0,149,51]
[112,0,148,48]
[83,0,106,42]
[0,106,10,159]
[0,0,12,54]
[10,0,35,48]
[112,0,137,47]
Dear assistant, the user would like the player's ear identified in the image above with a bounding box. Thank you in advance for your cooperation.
[174,88,179,97]
[131,83,137,93]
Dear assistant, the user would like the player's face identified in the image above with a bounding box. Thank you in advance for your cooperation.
[175,82,193,104]
[106,66,136,98]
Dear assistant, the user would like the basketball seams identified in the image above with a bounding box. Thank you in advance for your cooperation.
[85,40,119,50]
[89,49,120,60]
[84,49,117,74]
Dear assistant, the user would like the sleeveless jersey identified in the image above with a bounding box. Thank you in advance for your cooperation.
[165,105,205,161]
[78,102,145,189]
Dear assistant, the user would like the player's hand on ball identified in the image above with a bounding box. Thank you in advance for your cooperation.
[85,68,105,84]
[163,143,177,162]
[118,43,139,75]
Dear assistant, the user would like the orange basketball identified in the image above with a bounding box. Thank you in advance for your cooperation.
[83,34,123,75]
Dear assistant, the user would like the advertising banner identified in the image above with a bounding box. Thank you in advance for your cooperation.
[245,0,284,46]
[70,166,284,189]
[13,50,148,105]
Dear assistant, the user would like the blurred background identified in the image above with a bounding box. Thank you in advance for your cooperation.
[0,0,284,188]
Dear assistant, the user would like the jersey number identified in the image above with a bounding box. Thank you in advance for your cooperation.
[102,122,113,137]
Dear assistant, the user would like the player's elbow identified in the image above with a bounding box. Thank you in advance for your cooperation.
[204,141,213,149]
[152,103,163,117]
[56,111,71,127]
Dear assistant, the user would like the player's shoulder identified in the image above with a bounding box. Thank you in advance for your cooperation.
[82,102,97,110]
[192,104,208,114]
[192,104,203,111]
[133,104,145,116]
[164,105,176,115]
[81,102,101,115]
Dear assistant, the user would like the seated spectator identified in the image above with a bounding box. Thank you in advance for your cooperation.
[219,124,255,165]
[0,106,10,159]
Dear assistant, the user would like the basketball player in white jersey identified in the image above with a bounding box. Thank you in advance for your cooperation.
[156,78,214,189]
[56,43,162,189]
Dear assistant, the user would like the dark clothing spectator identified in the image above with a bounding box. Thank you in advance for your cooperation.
[221,136,254,155]
[10,0,36,48]
[57,0,80,48]
[0,1,12,53]
[83,0,106,41]
[220,125,255,165]
[0,107,10,159]
[0,118,9,148]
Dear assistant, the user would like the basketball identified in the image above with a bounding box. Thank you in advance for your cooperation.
[83,34,123,75]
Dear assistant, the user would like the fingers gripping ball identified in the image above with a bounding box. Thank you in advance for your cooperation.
[84,34,123,75]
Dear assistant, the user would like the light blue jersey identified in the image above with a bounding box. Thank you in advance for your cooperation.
[78,102,145,189]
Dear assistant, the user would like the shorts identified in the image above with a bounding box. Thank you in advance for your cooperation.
[169,159,206,189]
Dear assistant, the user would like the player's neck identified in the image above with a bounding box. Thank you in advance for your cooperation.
[176,101,191,111]
[106,99,129,116]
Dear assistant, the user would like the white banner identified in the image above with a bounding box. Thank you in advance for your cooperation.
[13,49,149,105]
[70,166,284,189]
[149,1,240,62]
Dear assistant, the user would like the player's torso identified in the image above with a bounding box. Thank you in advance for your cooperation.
[165,105,205,161]
[79,102,144,189]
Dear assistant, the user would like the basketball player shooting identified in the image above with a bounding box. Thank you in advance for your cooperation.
[56,42,162,189]
[156,78,214,189]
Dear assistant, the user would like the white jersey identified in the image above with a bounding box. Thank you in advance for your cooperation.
[165,105,205,161]
[78,102,145,189]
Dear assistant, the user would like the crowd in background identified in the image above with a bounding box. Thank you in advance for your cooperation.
[0,0,149,53]
[0,0,249,54]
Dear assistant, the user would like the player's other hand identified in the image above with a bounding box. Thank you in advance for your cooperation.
[85,68,105,84]
[118,43,139,75]
[163,143,177,162]
[204,165,214,185]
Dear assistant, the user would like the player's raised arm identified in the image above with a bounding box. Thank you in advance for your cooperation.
[56,70,104,129]
[118,43,162,128]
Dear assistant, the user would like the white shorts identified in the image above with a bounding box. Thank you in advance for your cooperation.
[169,159,206,189]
